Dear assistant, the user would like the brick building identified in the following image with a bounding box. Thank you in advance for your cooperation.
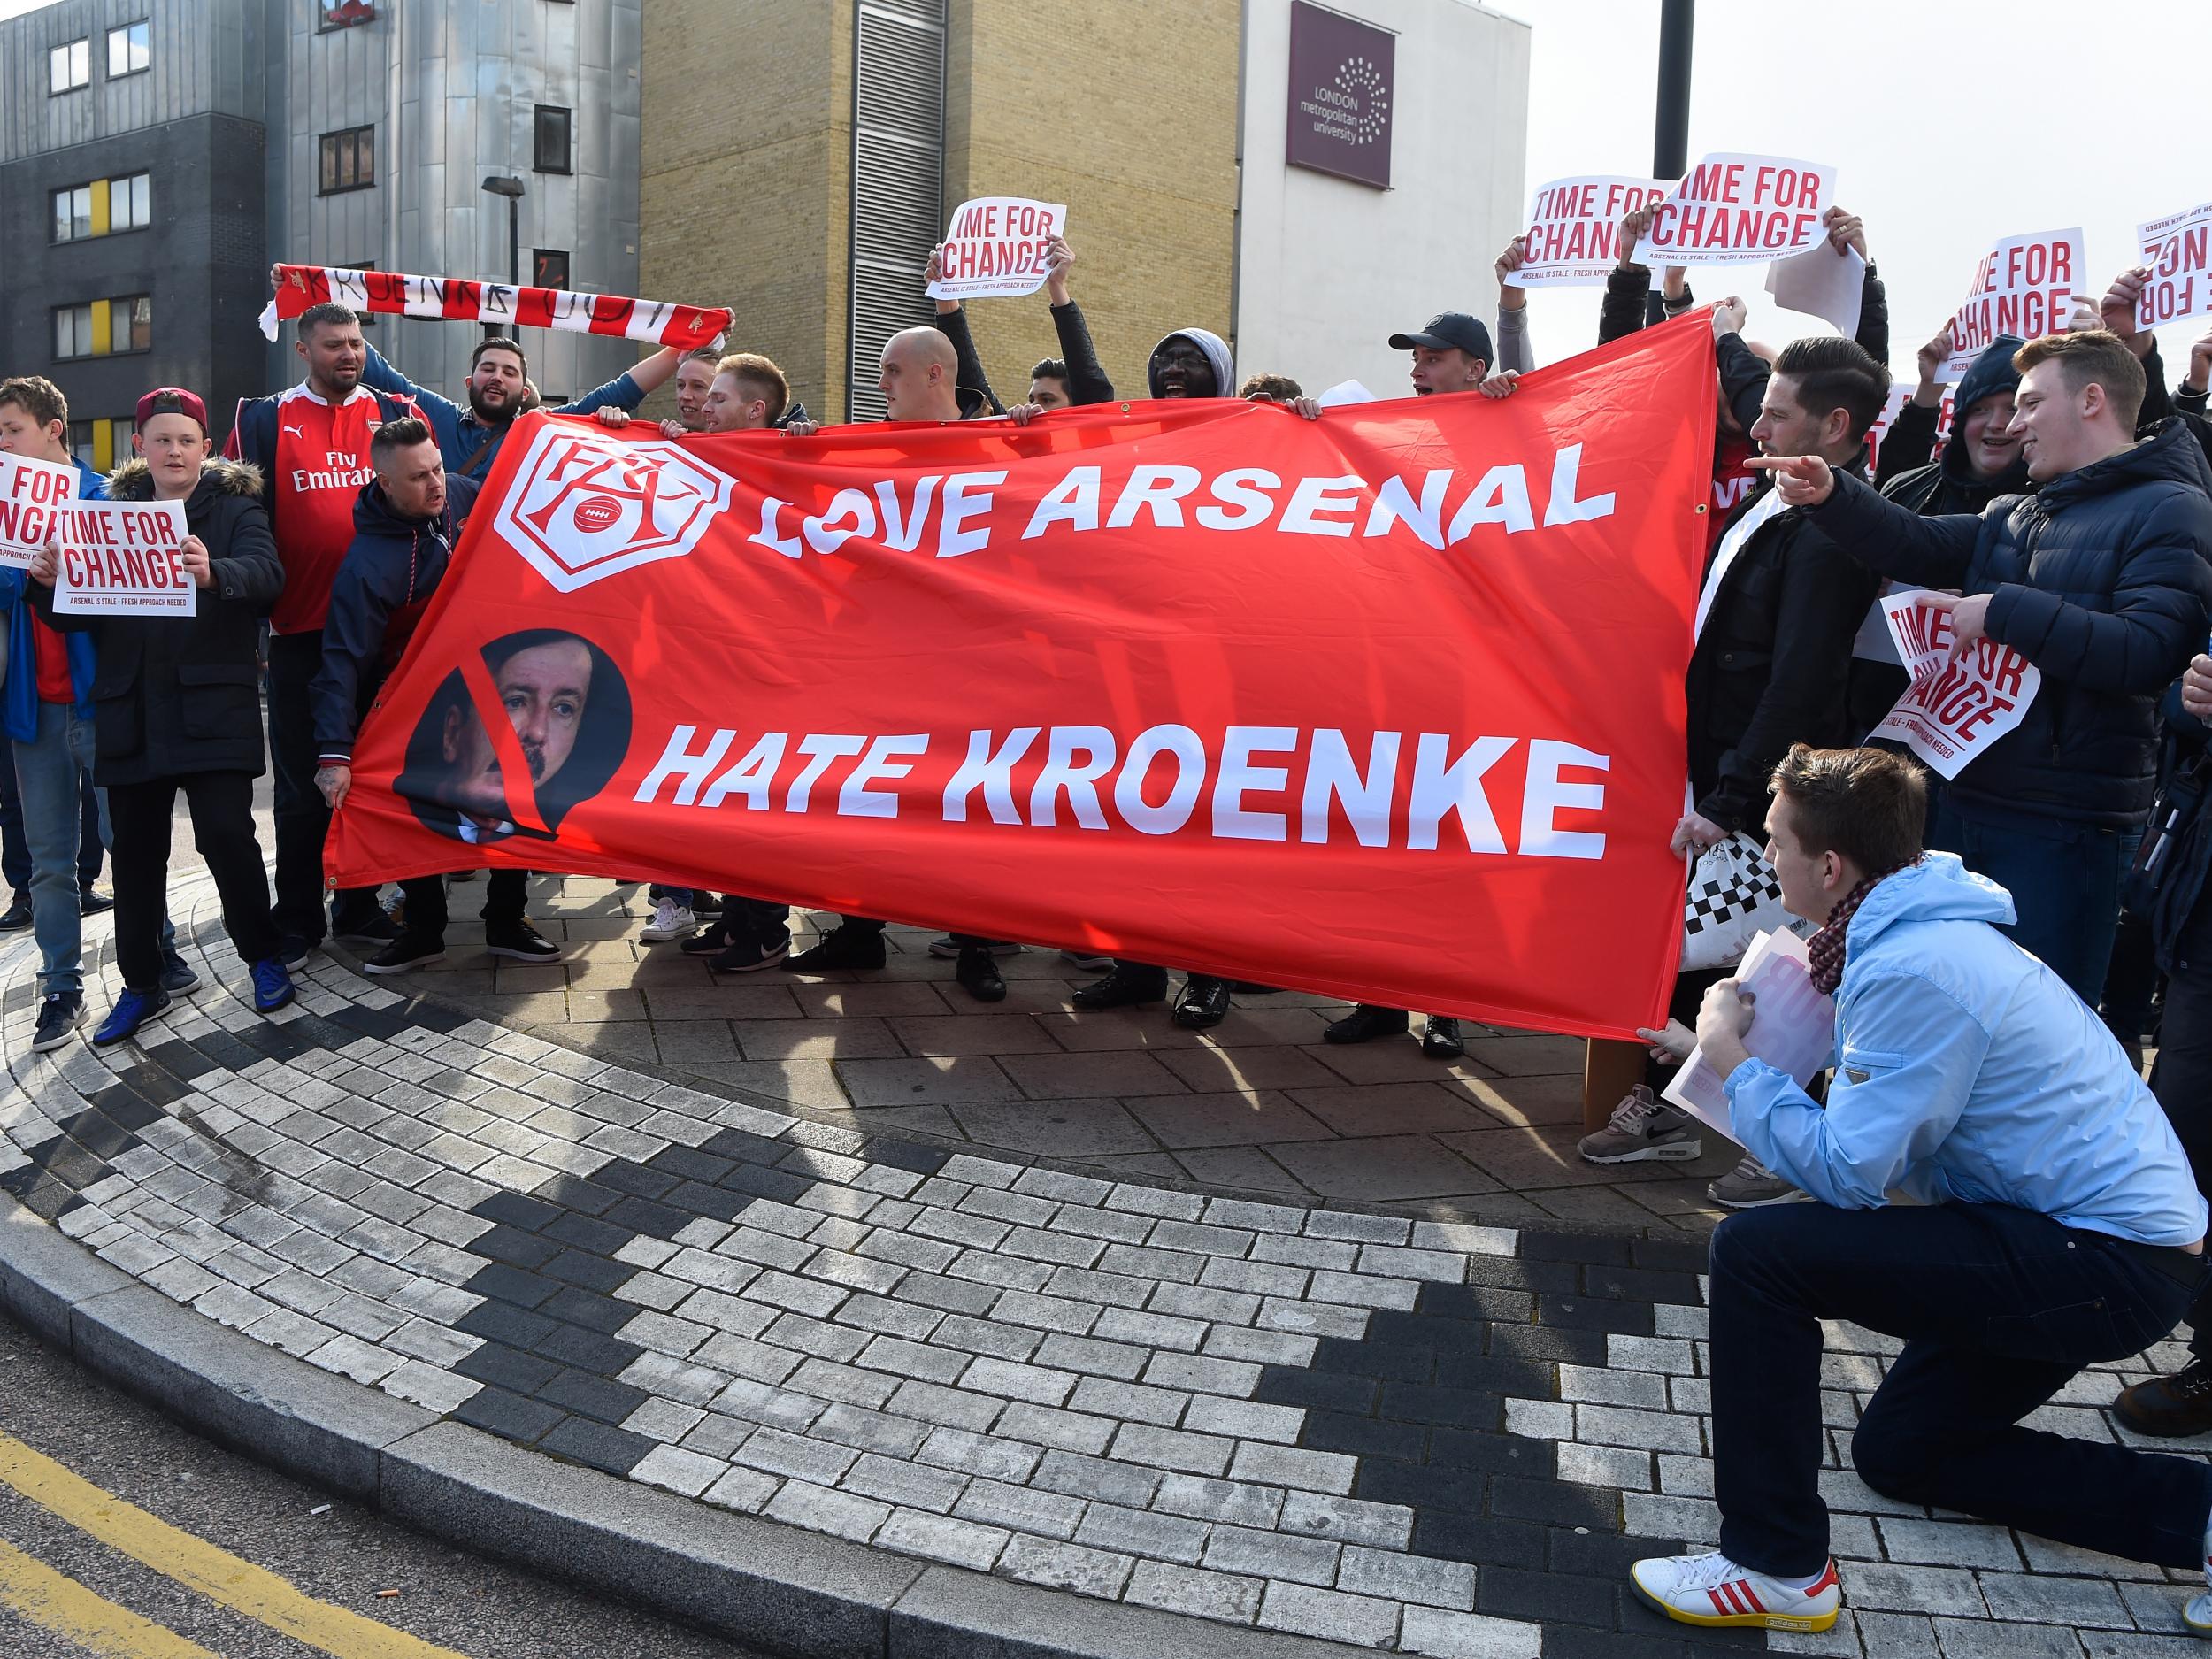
[642,0,1529,422]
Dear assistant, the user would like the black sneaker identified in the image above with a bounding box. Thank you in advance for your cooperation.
[333,909,402,944]
[1172,974,1232,1030]
[680,922,734,956]
[0,894,31,932]
[1071,964,1169,1010]
[1421,1016,1465,1059]
[2115,1357,2212,1437]
[77,888,114,917]
[364,935,447,975]
[30,992,84,1053]
[710,938,790,972]
[783,924,887,972]
[1324,1005,1410,1044]
[485,919,561,962]
[276,933,313,970]
[956,944,1007,1002]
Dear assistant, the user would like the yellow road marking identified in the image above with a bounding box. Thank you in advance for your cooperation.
[0,1532,221,1657]
[0,1428,472,1659]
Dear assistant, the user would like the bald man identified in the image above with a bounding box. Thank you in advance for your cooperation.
[780,326,1027,1002]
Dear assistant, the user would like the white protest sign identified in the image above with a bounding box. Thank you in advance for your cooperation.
[2136,203,2212,330]
[1944,228,2082,378]
[0,451,81,568]
[52,501,195,616]
[1863,382,1955,483]
[1509,175,1671,288]
[1632,153,1837,268]
[1872,589,2040,780]
[1662,928,1834,1142]
[926,197,1068,302]
[1764,242,1863,337]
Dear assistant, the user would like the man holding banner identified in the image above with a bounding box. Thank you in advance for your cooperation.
[359,334,682,488]
[28,388,293,1045]
[1758,330,2212,1008]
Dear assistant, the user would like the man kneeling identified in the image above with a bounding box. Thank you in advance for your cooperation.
[1632,745,2211,1636]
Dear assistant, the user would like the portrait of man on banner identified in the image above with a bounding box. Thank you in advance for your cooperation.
[396,628,632,846]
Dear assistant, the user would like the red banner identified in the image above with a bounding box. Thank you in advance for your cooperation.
[326,317,1717,1038]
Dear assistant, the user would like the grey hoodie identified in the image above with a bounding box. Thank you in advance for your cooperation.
[1148,328,1235,400]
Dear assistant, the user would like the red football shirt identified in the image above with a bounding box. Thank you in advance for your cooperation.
[254,384,404,634]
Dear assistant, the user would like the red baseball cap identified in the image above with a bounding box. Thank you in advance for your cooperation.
[134,386,208,432]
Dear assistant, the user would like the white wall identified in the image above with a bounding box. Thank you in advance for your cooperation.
[1234,0,1530,400]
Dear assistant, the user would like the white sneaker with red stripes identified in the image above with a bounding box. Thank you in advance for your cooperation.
[1629,1550,1840,1632]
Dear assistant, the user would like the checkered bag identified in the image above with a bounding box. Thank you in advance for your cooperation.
[1681,833,1797,972]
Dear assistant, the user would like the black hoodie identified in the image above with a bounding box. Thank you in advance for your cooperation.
[1812,418,2212,826]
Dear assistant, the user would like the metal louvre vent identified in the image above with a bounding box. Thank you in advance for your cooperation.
[847,0,946,423]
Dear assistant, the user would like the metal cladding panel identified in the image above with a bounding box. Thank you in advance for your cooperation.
[260,0,641,407]
[1,0,263,164]
[846,0,945,423]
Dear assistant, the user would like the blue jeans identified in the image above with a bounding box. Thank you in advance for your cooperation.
[0,733,28,898]
[14,702,180,995]
[1932,795,2139,1008]
[1711,1201,2212,1577]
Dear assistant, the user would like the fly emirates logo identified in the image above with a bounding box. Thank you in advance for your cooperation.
[292,449,376,494]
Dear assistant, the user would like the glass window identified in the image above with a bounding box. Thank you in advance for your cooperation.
[532,249,570,290]
[114,295,151,354]
[318,126,374,195]
[105,21,150,78]
[53,304,91,360]
[49,38,89,94]
[533,105,571,174]
[49,177,149,242]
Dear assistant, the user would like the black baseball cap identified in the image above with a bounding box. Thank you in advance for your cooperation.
[1388,312,1494,364]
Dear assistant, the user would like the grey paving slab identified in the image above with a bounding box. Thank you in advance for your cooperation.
[0,872,2196,1659]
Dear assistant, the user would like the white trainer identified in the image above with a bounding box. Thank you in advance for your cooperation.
[640,900,697,942]
[1629,1550,1840,1632]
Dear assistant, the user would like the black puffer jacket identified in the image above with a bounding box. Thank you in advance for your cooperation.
[1811,419,2212,826]
[1687,458,1886,833]
[35,457,284,786]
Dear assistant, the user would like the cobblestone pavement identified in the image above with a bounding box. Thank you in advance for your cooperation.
[1,872,2208,1657]
[385,876,1745,1227]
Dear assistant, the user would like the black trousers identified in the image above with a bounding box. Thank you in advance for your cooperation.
[265,631,376,941]
[108,772,280,989]
[841,917,988,949]
[1711,1201,2210,1576]
[2153,956,2212,1360]
[399,869,527,946]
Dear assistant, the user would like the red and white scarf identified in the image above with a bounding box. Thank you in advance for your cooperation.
[259,265,730,351]
[1807,863,1916,995]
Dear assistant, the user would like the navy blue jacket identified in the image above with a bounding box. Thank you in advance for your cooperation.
[311,472,480,763]
[1811,418,2212,826]
[359,345,644,483]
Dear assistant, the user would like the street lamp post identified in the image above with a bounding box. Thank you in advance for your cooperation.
[1645,0,1694,327]
[480,175,526,341]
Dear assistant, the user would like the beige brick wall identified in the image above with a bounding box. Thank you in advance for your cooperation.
[641,0,1239,423]
[944,0,1241,403]
[639,0,852,421]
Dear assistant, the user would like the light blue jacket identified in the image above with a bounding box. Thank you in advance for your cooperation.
[1725,853,2208,1247]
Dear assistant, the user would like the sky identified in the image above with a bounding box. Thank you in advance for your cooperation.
[1486,0,2212,373]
